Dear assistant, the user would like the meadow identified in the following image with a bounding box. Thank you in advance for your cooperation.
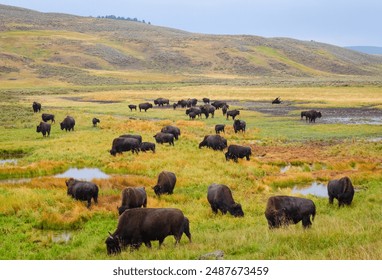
[0,84,381,260]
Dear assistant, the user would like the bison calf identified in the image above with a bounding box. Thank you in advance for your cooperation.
[207,184,244,217]
[265,196,316,229]
[327,176,355,207]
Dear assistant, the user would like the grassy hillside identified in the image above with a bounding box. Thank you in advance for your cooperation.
[1,4,382,88]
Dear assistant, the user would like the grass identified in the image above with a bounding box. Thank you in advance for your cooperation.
[0,84,381,260]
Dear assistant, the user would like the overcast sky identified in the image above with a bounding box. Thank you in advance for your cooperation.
[1,0,381,46]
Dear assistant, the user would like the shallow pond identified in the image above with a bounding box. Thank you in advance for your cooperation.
[292,182,328,198]
[0,159,18,165]
[55,168,109,180]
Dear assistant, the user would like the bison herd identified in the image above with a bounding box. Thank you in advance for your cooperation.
[31,97,347,256]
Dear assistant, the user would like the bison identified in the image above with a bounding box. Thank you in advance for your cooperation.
[161,125,181,140]
[140,142,156,153]
[154,98,170,106]
[327,176,355,207]
[200,104,215,119]
[60,116,75,131]
[138,102,153,112]
[199,135,227,151]
[153,171,176,196]
[153,132,174,146]
[128,104,137,111]
[105,208,191,254]
[226,109,240,120]
[42,113,55,123]
[265,196,316,229]
[233,119,246,133]
[202,97,210,104]
[207,184,244,217]
[36,121,51,137]
[186,107,202,118]
[272,97,281,104]
[110,137,140,156]
[222,104,229,116]
[92,117,100,127]
[211,100,228,109]
[32,101,41,113]
[225,144,251,162]
[215,124,225,134]
[118,187,147,215]
[302,110,322,123]
[66,178,99,208]
[177,99,188,108]
[119,134,142,144]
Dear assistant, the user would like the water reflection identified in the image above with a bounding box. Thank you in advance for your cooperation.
[292,182,328,197]
[0,159,18,165]
[55,168,109,180]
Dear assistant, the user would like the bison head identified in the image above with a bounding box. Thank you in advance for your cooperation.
[109,149,117,156]
[36,125,41,133]
[105,232,121,255]
[153,185,162,196]
[230,203,244,217]
[117,205,128,215]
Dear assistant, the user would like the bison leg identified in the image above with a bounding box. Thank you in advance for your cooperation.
[144,241,152,248]
[210,204,218,214]
[328,195,334,204]
[302,216,312,228]
[87,199,92,208]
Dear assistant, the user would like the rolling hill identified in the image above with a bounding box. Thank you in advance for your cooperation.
[1,4,382,86]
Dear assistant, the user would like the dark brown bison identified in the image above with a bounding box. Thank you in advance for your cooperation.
[265,196,316,229]
[36,121,51,137]
[110,137,140,156]
[215,124,225,134]
[119,134,142,144]
[161,125,181,140]
[226,109,240,120]
[272,97,281,104]
[118,187,147,215]
[32,101,41,113]
[66,178,99,208]
[199,135,227,151]
[233,119,246,133]
[211,100,227,109]
[202,97,210,104]
[140,142,156,153]
[128,104,137,111]
[154,98,170,106]
[177,99,188,108]
[327,176,355,207]
[60,116,75,131]
[105,208,191,254]
[200,104,215,118]
[186,107,202,118]
[153,132,174,146]
[225,144,251,162]
[42,113,55,123]
[222,104,229,116]
[186,98,197,107]
[92,118,100,127]
[138,102,153,112]
[302,110,322,123]
[153,171,176,196]
[207,184,244,217]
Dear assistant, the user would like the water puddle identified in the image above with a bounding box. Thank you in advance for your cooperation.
[291,182,328,197]
[51,232,72,244]
[0,159,18,165]
[55,168,109,180]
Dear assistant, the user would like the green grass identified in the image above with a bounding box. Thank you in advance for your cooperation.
[0,85,381,259]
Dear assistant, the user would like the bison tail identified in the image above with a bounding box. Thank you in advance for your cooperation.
[311,205,316,221]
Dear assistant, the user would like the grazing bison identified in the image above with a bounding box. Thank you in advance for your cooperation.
[186,107,202,118]
[32,101,41,113]
[225,144,251,162]
[128,104,137,111]
[188,111,197,120]
[154,98,170,106]
[207,184,244,217]
[200,104,215,118]
[110,137,140,156]
[202,97,210,104]
[233,119,246,133]
[140,142,156,153]
[60,116,75,131]
[186,98,198,108]
[161,125,181,140]
[118,187,147,215]
[222,104,229,116]
[120,134,142,144]
[42,113,55,123]
[327,176,355,207]
[211,100,228,109]
[172,103,178,110]
[226,109,240,120]
[138,102,153,112]
[265,196,316,229]
[153,171,176,196]
[215,124,225,134]
[105,208,191,254]
[303,110,322,123]
[92,118,100,127]
[199,135,227,151]
[36,121,51,137]
[153,132,174,146]
[272,97,281,104]
[66,178,99,208]
[177,99,188,108]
